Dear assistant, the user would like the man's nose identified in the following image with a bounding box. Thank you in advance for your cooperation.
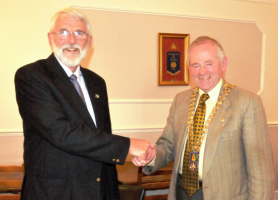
[199,66,206,74]
[68,32,77,44]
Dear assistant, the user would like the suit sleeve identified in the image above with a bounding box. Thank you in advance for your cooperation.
[15,65,130,165]
[143,94,177,174]
[242,95,275,199]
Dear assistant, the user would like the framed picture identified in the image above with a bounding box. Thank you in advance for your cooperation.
[158,33,190,86]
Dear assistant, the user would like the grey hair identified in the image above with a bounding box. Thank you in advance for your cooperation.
[49,7,91,35]
[186,36,225,65]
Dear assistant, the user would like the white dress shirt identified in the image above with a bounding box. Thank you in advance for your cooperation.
[178,79,223,180]
[55,56,97,127]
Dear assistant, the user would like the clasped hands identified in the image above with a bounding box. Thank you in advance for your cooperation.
[129,138,156,167]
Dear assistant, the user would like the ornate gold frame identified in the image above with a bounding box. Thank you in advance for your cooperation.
[158,33,190,86]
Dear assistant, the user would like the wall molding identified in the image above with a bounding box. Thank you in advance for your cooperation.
[1,123,277,137]
[257,22,266,95]
[230,0,277,4]
[109,99,173,104]
[74,6,257,24]
[113,128,163,134]
[0,131,23,137]
[268,123,278,128]
[0,127,165,137]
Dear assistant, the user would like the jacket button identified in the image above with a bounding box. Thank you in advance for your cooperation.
[96,178,101,182]
[113,159,116,161]
[117,159,120,162]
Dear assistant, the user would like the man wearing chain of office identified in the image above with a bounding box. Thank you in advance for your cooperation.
[132,36,274,200]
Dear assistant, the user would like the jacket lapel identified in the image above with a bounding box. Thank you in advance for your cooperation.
[202,89,232,180]
[46,54,96,130]
[81,68,103,129]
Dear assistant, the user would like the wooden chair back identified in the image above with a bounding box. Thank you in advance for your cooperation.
[119,184,145,200]
[0,194,21,200]
[137,161,174,200]
[0,166,24,200]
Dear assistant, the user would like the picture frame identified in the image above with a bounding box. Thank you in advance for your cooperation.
[158,33,190,86]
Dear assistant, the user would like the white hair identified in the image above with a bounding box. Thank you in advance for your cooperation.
[49,7,91,35]
[187,36,225,65]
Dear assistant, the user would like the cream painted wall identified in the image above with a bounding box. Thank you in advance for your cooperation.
[1,0,278,132]
[0,0,278,164]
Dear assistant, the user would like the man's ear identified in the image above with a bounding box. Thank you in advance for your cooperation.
[88,35,93,47]
[48,33,53,46]
[222,56,228,72]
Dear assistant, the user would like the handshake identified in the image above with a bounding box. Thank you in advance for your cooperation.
[129,138,156,167]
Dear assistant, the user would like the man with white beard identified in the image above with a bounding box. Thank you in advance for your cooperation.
[15,7,154,200]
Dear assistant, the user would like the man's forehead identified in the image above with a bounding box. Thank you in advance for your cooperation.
[190,42,217,56]
[190,40,216,51]
[54,14,86,29]
[188,42,219,64]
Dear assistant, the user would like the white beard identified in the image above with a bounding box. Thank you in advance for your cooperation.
[52,42,89,68]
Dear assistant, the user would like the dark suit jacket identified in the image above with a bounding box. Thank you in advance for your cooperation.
[15,54,130,200]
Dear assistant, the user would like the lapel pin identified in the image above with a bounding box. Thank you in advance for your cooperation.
[221,118,225,126]
[95,94,99,98]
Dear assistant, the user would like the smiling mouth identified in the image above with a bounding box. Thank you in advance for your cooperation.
[65,48,79,52]
[200,77,210,80]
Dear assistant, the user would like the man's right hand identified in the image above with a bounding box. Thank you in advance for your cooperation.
[129,138,156,166]
[128,138,155,161]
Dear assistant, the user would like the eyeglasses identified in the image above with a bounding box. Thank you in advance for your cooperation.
[51,30,89,40]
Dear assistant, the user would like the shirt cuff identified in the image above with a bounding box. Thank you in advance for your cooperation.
[146,155,156,166]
